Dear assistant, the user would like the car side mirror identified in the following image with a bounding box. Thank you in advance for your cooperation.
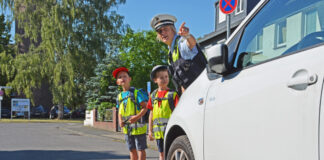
[206,44,231,75]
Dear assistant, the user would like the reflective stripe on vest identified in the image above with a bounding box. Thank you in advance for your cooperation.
[118,90,147,135]
[151,91,175,139]
[153,126,166,133]
[153,118,169,125]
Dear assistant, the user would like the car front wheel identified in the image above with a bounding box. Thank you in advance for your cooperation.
[167,135,195,160]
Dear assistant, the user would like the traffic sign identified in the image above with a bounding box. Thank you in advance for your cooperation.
[0,86,12,89]
[220,0,238,14]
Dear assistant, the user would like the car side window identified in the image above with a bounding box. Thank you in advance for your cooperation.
[234,0,324,68]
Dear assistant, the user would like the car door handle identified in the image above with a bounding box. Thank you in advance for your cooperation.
[287,70,317,90]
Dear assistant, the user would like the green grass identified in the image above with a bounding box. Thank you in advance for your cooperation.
[0,118,83,123]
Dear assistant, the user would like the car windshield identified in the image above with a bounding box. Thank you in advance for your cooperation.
[35,106,44,111]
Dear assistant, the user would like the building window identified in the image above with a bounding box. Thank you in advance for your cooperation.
[304,10,317,37]
[275,20,287,48]
[235,0,244,15]
[256,31,263,52]
[218,8,226,23]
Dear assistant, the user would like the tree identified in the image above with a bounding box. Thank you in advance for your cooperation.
[85,54,122,109]
[0,0,126,119]
[118,28,169,89]
[0,13,14,87]
[85,54,122,121]
[0,13,14,107]
[85,28,169,114]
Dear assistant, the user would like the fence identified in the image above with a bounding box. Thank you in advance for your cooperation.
[92,107,118,132]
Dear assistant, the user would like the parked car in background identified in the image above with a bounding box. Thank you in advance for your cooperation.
[31,105,48,118]
[49,106,71,119]
[71,108,85,119]
[1,108,11,118]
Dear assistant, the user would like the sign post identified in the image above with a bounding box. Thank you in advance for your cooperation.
[219,0,238,39]
[147,81,151,94]
[0,90,3,119]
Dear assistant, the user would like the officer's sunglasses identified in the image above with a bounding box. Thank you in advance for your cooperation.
[157,27,170,34]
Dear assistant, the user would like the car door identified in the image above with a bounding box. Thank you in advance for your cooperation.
[204,0,324,159]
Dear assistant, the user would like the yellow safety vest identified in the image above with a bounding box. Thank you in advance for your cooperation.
[118,90,147,135]
[151,90,176,139]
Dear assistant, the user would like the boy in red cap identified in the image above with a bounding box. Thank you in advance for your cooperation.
[112,67,148,160]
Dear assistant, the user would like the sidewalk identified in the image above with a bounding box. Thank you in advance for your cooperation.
[60,123,158,151]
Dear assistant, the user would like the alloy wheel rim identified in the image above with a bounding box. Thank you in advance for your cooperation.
[171,148,189,160]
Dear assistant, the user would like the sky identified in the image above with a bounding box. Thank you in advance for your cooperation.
[0,0,217,41]
[117,0,216,38]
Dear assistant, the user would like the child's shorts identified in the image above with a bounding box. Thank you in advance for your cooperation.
[156,138,164,152]
[124,134,147,151]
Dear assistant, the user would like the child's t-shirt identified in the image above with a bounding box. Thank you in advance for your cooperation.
[147,90,179,110]
[116,90,146,109]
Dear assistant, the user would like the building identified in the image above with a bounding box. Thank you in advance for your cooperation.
[198,0,261,51]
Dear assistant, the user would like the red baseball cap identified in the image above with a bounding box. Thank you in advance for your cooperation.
[112,67,129,79]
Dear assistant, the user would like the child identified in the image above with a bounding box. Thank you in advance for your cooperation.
[147,65,179,160]
[113,67,148,160]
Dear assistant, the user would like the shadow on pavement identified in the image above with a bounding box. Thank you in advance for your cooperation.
[0,150,130,160]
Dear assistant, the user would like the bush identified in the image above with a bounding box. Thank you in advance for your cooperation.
[97,102,114,121]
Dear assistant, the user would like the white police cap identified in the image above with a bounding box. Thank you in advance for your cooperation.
[150,14,177,31]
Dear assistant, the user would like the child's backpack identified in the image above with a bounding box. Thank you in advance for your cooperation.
[116,87,150,123]
[150,89,176,111]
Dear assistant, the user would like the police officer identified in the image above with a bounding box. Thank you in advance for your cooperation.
[150,14,207,94]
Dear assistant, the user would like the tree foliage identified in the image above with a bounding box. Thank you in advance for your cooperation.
[85,28,169,111]
[85,54,122,110]
[0,0,126,118]
[0,13,14,86]
[118,28,168,89]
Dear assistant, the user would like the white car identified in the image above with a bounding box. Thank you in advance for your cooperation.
[164,0,324,159]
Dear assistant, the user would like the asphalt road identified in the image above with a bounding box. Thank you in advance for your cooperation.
[0,122,159,160]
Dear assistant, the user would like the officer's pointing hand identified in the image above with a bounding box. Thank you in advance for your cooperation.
[178,22,190,37]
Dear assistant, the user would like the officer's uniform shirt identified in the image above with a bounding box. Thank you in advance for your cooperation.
[169,35,199,60]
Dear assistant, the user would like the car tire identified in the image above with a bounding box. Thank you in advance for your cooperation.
[166,135,195,160]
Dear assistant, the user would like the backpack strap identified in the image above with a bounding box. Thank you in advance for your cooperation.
[129,87,139,111]
[151,89,158,106]
[128,87,137,105]
[129,87,139,129]
[116,93,120,107]
[167,90,175,111]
